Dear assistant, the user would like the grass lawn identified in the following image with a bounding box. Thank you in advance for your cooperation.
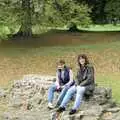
[96,73,120,104]
[0,40,120,103]
[0,24,120,39]
[0,31,120,117]
[78,24,120,31]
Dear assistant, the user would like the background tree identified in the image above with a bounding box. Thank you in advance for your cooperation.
[0,0,91,37]
[46,0,91,31]
[17,0,33,36]
[104,0,120,25]
[77,0,107,24]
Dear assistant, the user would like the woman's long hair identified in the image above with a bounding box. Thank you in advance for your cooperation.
[77,54,89,68]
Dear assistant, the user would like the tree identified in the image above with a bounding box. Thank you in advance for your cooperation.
[17,0,33,36]
[49,0,91,30]
[104,0,120,25]
[0,0,38,37]
[91,0,107,24]
[0,0,91,37]
[77,0,107,24]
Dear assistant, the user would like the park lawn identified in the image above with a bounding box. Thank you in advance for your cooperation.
[32,24,120,34]
[0,38,120,118]
[78,24,120,31]
[96,73,120,104]
[0,40,120,104]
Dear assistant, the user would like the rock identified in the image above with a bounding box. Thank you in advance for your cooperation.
[101,111,120,120]
[83,104,103,116]
[104,107,120,113]
[3,112,13,120]
[80,115,99,120]
[90,87,112,105]
[8,74,55,109]
[2,74,120,120]
[0,88,6,98]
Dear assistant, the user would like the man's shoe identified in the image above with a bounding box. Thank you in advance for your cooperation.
[48,103,54,109]
[56,107,65,113]
[69,109,77,115]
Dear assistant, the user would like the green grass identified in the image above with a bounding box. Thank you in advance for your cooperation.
[0,39,120,118]
[0,30,120,107]
[0,41,120,103]
[79,24,120,31]
[96,73,120,104]
[0,24,120,40]
[1,40,120,56]
[32,24,120,34]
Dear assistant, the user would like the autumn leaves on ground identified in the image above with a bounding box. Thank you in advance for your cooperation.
[0,32,120,103]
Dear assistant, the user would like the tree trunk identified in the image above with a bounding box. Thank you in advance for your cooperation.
[17,0,32,37]
[68,22,79,32]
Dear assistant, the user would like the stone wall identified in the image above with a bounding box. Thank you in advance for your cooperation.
[1,74,120,120]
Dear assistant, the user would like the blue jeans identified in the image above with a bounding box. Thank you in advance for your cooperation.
[60,85,86,110]
[48,83,69,104]
[57,85,70,106]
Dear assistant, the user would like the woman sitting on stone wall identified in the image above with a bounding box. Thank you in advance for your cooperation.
[57,54,95,115]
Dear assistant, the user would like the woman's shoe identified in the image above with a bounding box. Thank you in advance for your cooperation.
[56,107,65,113]
[69,109,77,115]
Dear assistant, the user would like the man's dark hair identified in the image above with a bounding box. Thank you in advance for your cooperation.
[59,60,65,65]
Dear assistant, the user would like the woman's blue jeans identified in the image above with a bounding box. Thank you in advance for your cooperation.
[48,83,70,104]
[60,85,86,110]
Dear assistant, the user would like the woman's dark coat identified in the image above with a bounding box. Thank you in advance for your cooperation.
[76,64,95,94]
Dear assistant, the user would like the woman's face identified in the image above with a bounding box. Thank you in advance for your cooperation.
[79,57,85,65]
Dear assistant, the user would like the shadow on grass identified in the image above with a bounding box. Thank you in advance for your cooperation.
[0,29,120,48]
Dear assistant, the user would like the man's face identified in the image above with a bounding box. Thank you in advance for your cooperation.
[57,63,64,70]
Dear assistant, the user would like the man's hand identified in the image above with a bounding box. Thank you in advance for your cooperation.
[56,85,62,92]
[56,85,60,90]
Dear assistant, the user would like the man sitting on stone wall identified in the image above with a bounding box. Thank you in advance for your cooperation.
[48,60,75,109]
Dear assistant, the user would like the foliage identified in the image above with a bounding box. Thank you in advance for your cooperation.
[0,0,120,38]
[0,0,22,36]
[80,0,120,24]
[104,0,120,24]
[0,0,91,37]
[49,0,91,27]
[78,0,108,24]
